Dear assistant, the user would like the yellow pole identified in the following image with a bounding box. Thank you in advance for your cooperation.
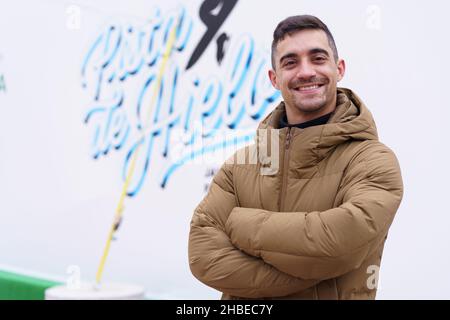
[95,21,179,286]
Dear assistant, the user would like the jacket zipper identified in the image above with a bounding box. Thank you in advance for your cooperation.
[279,127,292,211]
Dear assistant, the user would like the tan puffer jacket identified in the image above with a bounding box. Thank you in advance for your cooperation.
[188,88,403,299]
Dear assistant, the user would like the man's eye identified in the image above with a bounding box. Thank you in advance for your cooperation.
[284,60,295,67]
[314,56,326,62]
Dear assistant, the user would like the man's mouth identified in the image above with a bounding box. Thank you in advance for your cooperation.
[293,83,325,94]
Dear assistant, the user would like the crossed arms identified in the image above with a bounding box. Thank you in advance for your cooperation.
[188,146,403,298]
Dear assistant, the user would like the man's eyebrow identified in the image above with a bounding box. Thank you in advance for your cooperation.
[309,48,330,57]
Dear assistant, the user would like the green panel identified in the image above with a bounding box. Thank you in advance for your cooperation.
[0,270,61,300]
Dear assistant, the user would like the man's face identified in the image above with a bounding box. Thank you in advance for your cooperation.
[269,29,345,123]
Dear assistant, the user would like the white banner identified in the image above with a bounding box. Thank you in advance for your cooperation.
[1,0,450,299]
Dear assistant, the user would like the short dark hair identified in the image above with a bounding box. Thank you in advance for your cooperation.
[271,15,339,69]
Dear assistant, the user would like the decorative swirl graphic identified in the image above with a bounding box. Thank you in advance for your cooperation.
[81,2,280,197]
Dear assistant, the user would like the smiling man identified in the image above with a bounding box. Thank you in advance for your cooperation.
[188,15,403,299]
[269,23,344,125]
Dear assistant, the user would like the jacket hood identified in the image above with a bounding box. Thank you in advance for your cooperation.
[256,87,379,168]
[260,87,377,137]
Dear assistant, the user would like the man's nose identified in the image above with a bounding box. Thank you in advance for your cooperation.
[295,61,316,79]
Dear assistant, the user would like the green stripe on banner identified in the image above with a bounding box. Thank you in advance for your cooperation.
[0,270,61,300]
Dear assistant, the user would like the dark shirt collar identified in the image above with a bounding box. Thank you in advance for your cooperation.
[279,111,333,129]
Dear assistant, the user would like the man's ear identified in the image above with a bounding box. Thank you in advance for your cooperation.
[336,59,346,82]
[268,69,279,90]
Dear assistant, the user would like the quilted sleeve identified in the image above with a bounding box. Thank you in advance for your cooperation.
[225,144,403,280]
[188,161,320,298]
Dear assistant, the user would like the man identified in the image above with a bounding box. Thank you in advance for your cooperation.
[188,15,403,299]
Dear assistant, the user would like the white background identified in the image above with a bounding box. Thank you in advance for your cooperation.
[0,0,449,299]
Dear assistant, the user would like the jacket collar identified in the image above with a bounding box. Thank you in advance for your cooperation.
[256,88,379,171]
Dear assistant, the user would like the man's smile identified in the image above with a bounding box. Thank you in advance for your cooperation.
[292,83,325,94]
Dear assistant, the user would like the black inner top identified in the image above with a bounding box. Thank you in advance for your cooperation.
[279,111,333,129]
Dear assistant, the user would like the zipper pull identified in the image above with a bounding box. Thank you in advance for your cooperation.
[285,128,292,149]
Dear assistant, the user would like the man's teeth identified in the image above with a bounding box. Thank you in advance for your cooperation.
[298,84,320,91]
